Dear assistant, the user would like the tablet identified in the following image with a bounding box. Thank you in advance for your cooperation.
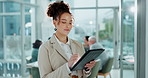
[70,49,105,71]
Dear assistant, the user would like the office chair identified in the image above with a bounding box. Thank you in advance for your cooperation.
[88,60,101,78]
[97,57,114,78]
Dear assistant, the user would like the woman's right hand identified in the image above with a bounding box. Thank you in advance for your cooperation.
[68,54,80,68]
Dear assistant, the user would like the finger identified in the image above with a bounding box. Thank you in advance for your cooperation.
[85,66,92,70]
[85,64,94,68]
[71,58,79,61]
[85,66,92,69]
[71,54,80,59]
[88,61,96,66]
[86,61,96,66]
[90,60,95,63]
[70,54,78,59]
[85,63,95,69]
[72,53,79,56]
[85,64,94,69]
[71,54,79,59]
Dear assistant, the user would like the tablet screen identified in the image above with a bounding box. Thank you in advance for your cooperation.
[70,49,105,71]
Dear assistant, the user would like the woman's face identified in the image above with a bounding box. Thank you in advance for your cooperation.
[54,13,73,36]
[84,38,88,43]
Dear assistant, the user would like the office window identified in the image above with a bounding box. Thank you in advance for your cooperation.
[64,0,96,8]
[0,16,4,59]
[24,14,31,55]
[25,7,31,12]
[121,1,135,78]
[24,0,30,3]
[69,9,96,42]
[48,0,56,1]
[0,2,2,13]
[98,0,120,7]
[23,0,35,4]
[122,1,134,56]
[97,9,114,56]
[5,15,21,35]
[0,16,2,39]
[24,6,35,57]
[0,1,37,77]
[4,15,21,59]
[4,2,20,13]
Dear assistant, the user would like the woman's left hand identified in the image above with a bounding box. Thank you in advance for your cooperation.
[84,60,96,70]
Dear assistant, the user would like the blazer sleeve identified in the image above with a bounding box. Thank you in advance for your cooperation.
[38,44,71,78]
[80,43,91,78]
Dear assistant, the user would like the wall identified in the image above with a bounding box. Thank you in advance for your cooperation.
[146,0,148,78]
[35,0,55,42]
[36,0,52,40]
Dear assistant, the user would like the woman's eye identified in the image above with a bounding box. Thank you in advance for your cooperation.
[62,22,66,24]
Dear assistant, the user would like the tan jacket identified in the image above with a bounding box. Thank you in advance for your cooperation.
[38,35,87,78]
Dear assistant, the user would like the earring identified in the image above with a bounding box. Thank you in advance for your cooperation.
[54,28,57,31]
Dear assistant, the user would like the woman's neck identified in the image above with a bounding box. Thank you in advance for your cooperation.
[55,33,68,43]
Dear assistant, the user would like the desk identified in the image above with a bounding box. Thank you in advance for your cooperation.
[26,56,32,61]
[26,61,40,78]
[123,55,134,64]
[123,56,134,70]
[26,61,38,68]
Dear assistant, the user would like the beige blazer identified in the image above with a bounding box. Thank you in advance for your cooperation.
[38,35,88,78]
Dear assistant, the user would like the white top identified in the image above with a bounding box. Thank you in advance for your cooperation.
[54,35,77,75]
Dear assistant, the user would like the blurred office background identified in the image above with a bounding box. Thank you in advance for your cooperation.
[0,0,147,78]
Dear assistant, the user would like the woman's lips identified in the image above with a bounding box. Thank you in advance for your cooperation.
[64,29,70,31]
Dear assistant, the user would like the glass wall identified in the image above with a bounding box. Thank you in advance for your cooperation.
[5,15,21,35]
[0,1,36,78]
[65,0,119,59]
[60,3,120,77]
[0,14,4,76]
[4,2,20,13]
[24,0,36,4]
[65,0,118,40]
[98,0,119,7]
[69,9,96,42]
[64,0,135,78]
[98,9,114,56]
[0,2,2,13]
[0,2,22,77]
[0,16,3,59]
[5,15,21,59]
[64,0,96,8]
[25,6,34,57]
[64,1,121,78]
[121,0,135,78]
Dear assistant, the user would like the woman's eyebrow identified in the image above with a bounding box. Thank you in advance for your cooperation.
[61,19,73,22]
[61,19,67,21]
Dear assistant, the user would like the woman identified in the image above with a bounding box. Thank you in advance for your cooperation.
[31,40,42,78]
[32,40,42,62]
[83,36,90,52]
[38,1,95,78]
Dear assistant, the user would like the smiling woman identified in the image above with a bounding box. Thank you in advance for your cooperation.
[38,1,96,78]
[53,13,73,38]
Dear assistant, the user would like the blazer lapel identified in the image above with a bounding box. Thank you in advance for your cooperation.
[50,35,69,61]
[71,40,83,77]
[70,40,77,54]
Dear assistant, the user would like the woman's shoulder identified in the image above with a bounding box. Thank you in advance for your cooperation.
[33,48,39,51]
[70,39,82,46]
[39,40,51,49]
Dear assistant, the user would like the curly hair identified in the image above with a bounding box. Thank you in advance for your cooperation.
[33,40,42,49]
[47,1,71,20]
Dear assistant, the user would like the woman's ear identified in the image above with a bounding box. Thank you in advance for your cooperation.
[53,20,56,26]
[53,20,58,31]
